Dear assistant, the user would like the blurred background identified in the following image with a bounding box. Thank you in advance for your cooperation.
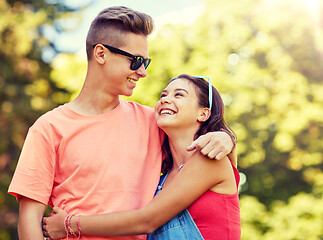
[0,0,323,239]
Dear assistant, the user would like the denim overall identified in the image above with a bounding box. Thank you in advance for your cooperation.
[147,169,204,240]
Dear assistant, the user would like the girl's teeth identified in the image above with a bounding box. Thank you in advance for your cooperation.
[161,110,174,115]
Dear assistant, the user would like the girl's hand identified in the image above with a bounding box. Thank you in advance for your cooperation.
[43,207,68,239]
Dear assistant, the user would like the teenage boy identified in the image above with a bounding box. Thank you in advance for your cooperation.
[8,6,235,240]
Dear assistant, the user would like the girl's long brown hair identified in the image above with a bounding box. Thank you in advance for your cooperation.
[161,74,236,174]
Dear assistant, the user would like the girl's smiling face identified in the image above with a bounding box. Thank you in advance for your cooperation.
[155,78,209,132]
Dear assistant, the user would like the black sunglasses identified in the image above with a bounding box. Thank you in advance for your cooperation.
[92,44,151,70]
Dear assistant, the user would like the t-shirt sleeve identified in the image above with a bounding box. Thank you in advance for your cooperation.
[8,125,56,205]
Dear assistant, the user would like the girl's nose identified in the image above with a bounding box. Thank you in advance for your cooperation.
[160,96,171,104]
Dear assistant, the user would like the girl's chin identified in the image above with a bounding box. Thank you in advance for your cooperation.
[157,122,179,136]
[156,121,171,130]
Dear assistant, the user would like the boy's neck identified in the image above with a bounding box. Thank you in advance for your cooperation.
[68,93,120,116]
[68,76,120,115]
[68,65,122,115]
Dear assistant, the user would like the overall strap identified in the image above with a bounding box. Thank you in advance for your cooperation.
[149,164,204,239]
[155,164,184,195]
[156,170,170,192]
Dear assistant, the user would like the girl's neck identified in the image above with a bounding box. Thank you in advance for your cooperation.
[166,127,198,170]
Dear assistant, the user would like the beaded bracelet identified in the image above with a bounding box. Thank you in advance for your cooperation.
[64,214,83,239]
[64,215,71,239]
[77,215,84,238]
[64,215,69,239]
[68,215,78,237]
[64,214,78,239]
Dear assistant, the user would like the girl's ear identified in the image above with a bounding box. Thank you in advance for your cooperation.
[197,108,211,122]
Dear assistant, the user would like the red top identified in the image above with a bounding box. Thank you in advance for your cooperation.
[188,165,241,240]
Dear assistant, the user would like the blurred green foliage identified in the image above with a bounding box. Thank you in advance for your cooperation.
[0,0,89,238]
[1,0,322,239]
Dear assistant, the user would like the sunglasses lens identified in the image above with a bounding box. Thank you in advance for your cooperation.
[130,57,151,70]
[130,57,143,70]
[143,59,151,69]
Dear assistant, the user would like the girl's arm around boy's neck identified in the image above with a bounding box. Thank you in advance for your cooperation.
[67,151,237,236]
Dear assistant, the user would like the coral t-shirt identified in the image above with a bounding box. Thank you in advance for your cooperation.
[8,99,163,240]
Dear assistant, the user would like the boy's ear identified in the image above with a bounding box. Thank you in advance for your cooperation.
[197,108,211,122]
[93,45,107,64]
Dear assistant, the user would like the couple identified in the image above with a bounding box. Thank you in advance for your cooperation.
[43,74,240,239]
[8,6,240,240]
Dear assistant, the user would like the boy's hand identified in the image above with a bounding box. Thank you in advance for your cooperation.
[187,131,233,160]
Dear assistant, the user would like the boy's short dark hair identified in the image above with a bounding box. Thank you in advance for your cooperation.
[86,6,154,60]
